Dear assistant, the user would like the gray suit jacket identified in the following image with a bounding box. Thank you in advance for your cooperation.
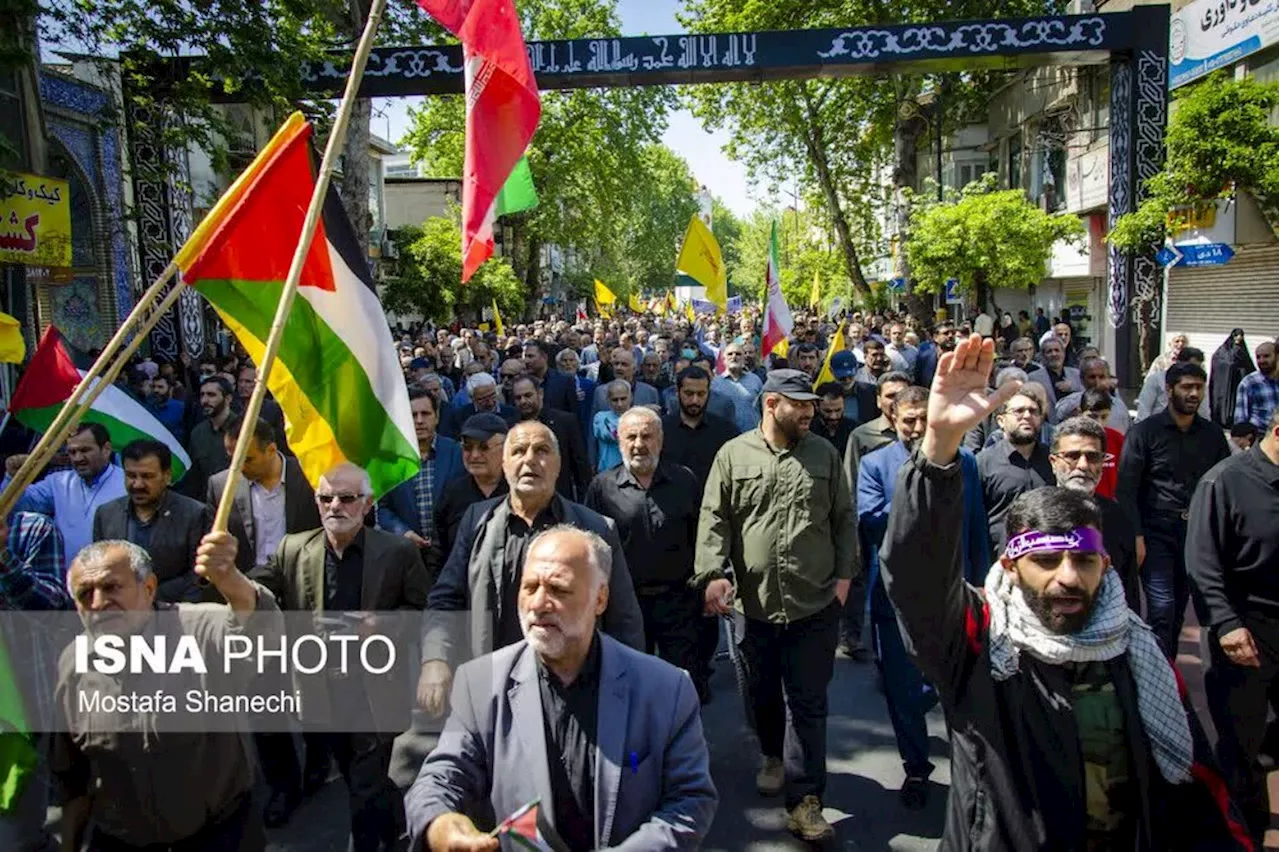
[405,634,717,850]
[207,456,320,572]
[422,494,644,667]
[93,490,213,603]
[1026,364,1083,409]
[591,380,661,416]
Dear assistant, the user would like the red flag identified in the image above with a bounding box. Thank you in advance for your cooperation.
[416,0,541,282]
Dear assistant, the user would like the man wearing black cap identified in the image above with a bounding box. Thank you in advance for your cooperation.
[433,413,509,570]
[696,369,857,843]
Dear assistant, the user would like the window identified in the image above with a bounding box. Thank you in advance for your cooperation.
[1008,136,1022,190]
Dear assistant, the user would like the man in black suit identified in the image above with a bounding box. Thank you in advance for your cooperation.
[509,374,590,501]
[522,339,577,414]
[253,462,429,852]
[235,365,289,451]
[93,439,212,603]
[206,415,320,826]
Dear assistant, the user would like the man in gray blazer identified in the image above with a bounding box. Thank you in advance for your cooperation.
[1027,336,1083,410]
[94,439,212,603]
[407,526,716,851]
[207,416,320,574]
[417,420,644,716]
[591,348,660,416]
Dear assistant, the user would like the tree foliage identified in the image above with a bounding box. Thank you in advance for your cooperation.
[905,174,1084,307]
[401,0,682,301]
[383,216,524,323]
[730,207,849,310]
[1108,72,1279,252]
[678,0,1063,297]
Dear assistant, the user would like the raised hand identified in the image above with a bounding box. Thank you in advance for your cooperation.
[921,333,1023,466]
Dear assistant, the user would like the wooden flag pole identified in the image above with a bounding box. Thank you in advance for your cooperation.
[0,275,185,518]
[212,0,388,533]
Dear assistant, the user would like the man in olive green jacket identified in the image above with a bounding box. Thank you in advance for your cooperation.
[695,369,857,844]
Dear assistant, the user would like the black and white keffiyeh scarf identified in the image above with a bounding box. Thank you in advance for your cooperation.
[983,563,1194,783]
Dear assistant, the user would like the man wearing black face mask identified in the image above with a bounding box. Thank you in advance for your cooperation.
[880,333,1248,851]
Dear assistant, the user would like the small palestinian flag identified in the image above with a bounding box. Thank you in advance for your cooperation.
[173,112,417,499]
[9,326,191,478]
[494,799,568,852]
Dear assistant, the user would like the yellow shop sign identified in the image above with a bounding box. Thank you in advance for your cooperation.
[1,172,72,267]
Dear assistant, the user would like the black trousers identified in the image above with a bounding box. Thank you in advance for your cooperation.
[741,600,840,809]
[839,573,866,646]
[253,731,301,796]
[302,732,401,852]
[1205,616,1278,843]
[638,587,702,685]
[1140,515,1189,658]
[91,790,264,852]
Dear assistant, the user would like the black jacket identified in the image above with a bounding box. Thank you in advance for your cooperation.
[881,451,1251,851]
[93,490,212,603]
[534,408,591,502]
[1209,330,1256,428]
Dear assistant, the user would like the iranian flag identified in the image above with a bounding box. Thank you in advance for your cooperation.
[761,220,794,359]
[417,0,541,281]
[174,113,417,499]
[10,326,191,478]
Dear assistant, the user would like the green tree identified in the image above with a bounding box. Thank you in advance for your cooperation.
[905,175,1083,312]
[678,0,1061,299]
[1108,71,1279,251]
[401,0,677,298]
[383,216,524,323]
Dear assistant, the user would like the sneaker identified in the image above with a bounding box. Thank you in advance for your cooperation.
[755,756,784,796]
[786,795,835,842]
[900,775,930,810]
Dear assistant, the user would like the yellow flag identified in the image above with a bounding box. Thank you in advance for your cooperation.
[810,271,821,311]
[491,299,505,337]
[685,302,696,324]
[0,311,24,363]
[628,293,644,313]
[676,215,727,311]
[593,279,616,306]
[815,323,846,387]
[772,337,790,358]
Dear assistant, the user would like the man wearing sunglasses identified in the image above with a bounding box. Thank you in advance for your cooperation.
[1050,416,1139,612]
[253,462,430,852]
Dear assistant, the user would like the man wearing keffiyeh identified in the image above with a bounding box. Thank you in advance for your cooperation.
[879,332,1253,851]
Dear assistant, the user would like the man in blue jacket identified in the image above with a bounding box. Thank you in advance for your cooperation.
[858,384,988,810]
[377,388,465,553]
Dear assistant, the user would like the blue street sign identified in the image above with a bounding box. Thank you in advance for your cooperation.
[944,278,961,305]
[887,277,906,292]
[1178,243,1234,267]
[1156,245,1181,267]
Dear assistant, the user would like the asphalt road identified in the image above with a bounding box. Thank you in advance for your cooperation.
[262,645,952,852]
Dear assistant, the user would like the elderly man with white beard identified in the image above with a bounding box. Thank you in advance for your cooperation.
[585,408,705,699]
[405,526,718,851]
[1048,417,1140,612]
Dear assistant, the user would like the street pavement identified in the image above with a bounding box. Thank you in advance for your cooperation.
[263,642,952,851]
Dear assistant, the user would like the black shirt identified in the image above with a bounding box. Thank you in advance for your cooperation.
[496,500,563,648]
[1186,444,1279,637]
[977,439,1056,557]
[434,475,508,559]
[811,416,856,459]
[537,633,601,852]
[323,529,365,611]
[1116,409,1230,535]
[126,508,156,553]
[583,462,699,589]
[659,413,736,497]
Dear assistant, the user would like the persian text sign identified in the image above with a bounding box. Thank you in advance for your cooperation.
[1169,0,1279,88]
[1,173,72,267]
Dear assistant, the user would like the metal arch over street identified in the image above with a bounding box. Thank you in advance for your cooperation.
[285,13,1128,98]
[123,5,1172,384]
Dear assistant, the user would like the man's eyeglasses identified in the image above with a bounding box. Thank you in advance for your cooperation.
[317,493,366,505]
[1052,450,1115,465]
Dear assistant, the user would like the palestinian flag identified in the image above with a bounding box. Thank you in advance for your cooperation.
[173,112,417,499]
[10,326,191,478]
[495,799,568,852]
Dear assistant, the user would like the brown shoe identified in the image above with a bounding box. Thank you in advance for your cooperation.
[755,755,784,796]
[786,794,835,842]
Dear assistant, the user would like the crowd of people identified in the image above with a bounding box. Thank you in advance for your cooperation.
[0,300,1274,851]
